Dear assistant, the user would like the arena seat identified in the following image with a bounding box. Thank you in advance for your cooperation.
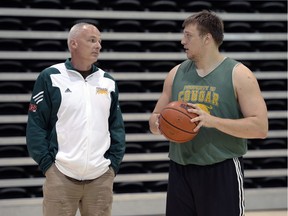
[111,0,142,11]
[117,81,145,92]
[119,101,145,113]
[147,0,179,12]
[29,0,64,9]
[31,40,65,51]
[265,100,287,111]
[223,41,253,52]
[29,19,64,31]
[0,146,28,158]
[125,143,146,153]
[0,61,27,72]
[225,22,253,33]
[147,20,179,32]
[0,39,26,51]
[0,167,29,179]
[112,41,143,52]
[0,82,29,94]
[68,0,101,10]
[222,1,253,13]
[259,22,286,33]
[111,20,144,32]
[0,0,25,8]
[260,80,287,91]
[112,61,143,72]
[0,125,26,137]
[0,103,27,115]
[0,18,24,30]
[258,1,286,13]
[181,1,212,12]
[124,122,147,133]
[0,188,31,199]
[148,41,180,52]
[118,162,147,174]
[115,182,148,193]
[258,41,286,52]
[261,139,287,149]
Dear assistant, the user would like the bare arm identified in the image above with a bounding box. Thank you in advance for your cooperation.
[190,63,268,139]
[149,65,180,134]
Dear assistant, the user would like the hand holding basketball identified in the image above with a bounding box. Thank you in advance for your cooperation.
[158,101,199,143]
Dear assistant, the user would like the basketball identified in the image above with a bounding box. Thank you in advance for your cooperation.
[159,101,199,143]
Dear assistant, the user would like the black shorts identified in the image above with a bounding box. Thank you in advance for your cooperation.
[166,158,245,216]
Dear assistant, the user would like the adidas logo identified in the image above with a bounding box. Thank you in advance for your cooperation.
[65,88,72,93]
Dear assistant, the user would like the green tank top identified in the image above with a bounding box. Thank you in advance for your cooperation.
[170,57,247,165]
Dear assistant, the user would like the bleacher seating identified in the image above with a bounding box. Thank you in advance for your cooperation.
[0,1,287,215]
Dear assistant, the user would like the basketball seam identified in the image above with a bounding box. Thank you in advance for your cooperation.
[160,113,198,134]
[163,107,198,125]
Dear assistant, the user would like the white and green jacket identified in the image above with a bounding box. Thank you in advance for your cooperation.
[26,59,125,180]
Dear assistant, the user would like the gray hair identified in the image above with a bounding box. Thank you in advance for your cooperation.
[67,22,92,48]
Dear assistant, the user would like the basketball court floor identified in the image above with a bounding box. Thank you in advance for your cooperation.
[246,210,287,216]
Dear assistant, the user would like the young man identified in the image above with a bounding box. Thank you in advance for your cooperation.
[26,23,126,216]
[149,10,268,216]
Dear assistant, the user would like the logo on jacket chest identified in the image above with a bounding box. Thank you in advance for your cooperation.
[96,87,108,95]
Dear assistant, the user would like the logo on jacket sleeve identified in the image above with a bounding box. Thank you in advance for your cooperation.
[28,103,37,112]
[96,87,108,95]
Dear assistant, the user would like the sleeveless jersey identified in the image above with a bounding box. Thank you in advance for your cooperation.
[169,57,247,165]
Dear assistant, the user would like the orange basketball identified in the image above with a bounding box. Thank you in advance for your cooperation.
[159,101,199,143]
